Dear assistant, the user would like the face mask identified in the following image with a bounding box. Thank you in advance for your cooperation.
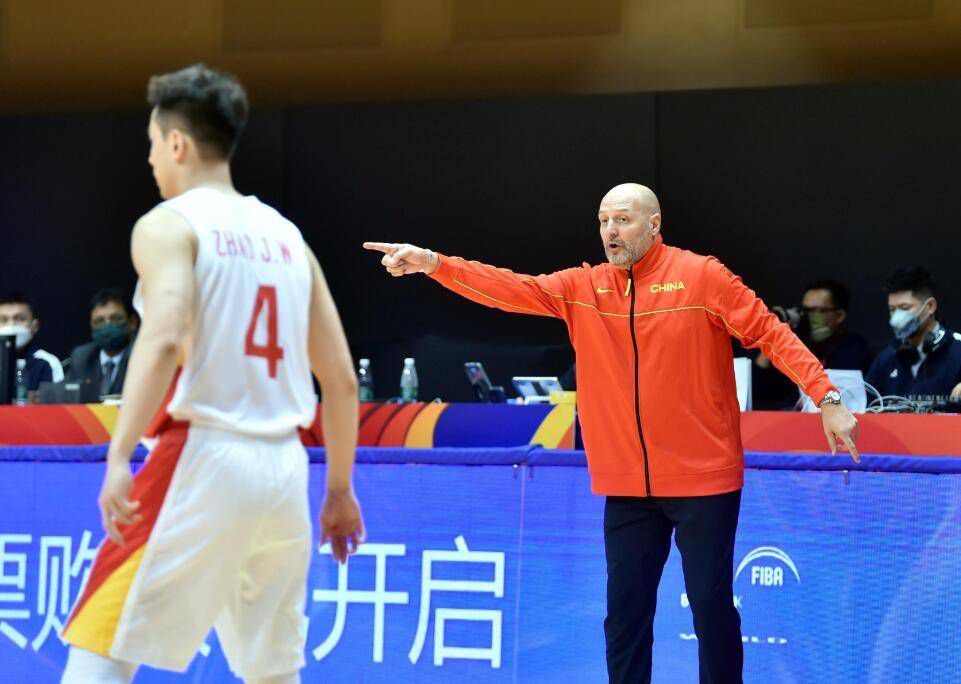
[889,298,932,342]
[806,312,833,343]
[93,323,130,353]
[0,325,34,350]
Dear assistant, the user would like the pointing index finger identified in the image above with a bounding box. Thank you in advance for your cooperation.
[363,242,398,255]
[842,434,860,464]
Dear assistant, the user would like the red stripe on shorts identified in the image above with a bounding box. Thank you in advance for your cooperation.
[65,422,190,629]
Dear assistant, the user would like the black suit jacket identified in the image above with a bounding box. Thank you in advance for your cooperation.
[66,341,133,396]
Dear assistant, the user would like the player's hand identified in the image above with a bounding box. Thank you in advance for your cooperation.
[820,402,860,464]
[363,242,438,276]
[320,488,365,564]
[98,460,142,546]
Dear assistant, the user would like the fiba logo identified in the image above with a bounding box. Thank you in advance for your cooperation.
[680,546,798,646]
[735,546,800,588]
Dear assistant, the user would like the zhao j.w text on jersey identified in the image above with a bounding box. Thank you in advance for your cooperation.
[429,235,836,497]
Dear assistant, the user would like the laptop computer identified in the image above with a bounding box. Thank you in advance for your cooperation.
[512,376,564,404]
[38,380,101,404]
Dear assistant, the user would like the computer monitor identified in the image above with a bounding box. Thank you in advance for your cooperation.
[0,334,15,405]
[464,362,506,403]
[512,378,540,400]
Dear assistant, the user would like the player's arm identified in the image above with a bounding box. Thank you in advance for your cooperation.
[100,208,196,544]
[307,246,364,563]
[111,209,195,459]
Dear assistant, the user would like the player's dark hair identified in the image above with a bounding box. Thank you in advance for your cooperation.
[147,63,248,160]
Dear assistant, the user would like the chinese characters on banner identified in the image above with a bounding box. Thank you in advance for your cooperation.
[0,532,97,652]
[312,535,505,668]
[1,531,506,672]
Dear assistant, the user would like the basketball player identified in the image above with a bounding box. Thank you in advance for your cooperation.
[60,64,364,683]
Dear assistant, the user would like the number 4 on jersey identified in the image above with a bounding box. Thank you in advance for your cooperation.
[245,285,285,378]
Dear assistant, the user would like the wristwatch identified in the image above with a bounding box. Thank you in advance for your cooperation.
[818,390,842,408]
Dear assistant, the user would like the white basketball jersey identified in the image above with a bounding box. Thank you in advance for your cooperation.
[135,188,316,437]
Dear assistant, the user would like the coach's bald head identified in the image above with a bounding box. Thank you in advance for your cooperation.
[602,183,660,215]
[598,183,662,268]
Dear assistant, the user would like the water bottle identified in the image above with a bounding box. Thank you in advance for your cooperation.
[400,357,418,402]
[358,358,374,402]
[14,359,28,406]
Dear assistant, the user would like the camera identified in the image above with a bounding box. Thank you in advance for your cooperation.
[770,305,802,330]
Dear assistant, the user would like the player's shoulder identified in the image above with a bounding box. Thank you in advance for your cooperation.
[130,206,197,265]
[245,195,305,238]
[155,186,213,217]
[134,205,194,240]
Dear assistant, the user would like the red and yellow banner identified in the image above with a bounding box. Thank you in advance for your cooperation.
[2,405,958,456]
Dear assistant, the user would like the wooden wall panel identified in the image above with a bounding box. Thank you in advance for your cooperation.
[0,0,960,112]
[222,0,382,52]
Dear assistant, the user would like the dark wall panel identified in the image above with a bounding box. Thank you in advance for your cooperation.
[655,80,961,349]
[0,113,154,354]
[2,81,959,403]
[0,108,285,356]
[283,94,657,399]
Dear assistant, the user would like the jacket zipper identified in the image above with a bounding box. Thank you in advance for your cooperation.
[627,269,653,497]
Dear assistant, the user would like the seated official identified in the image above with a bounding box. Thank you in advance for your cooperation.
[797,279,871,371]
[0,292,64,396]
[752,279,870,409]
[66,288,138,398]
[866,266,961,402]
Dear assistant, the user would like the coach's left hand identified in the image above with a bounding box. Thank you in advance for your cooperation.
[820,403,860,464]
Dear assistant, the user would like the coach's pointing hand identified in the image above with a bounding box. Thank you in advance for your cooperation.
[363,242,439,276]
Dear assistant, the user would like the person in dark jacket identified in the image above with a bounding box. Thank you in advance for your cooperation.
[752,279,871,409]
[866,266,961,402]
[65,288,138,398]
[0,292,64,396]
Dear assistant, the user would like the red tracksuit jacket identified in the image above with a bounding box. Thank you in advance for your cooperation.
[429,236,835,497]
